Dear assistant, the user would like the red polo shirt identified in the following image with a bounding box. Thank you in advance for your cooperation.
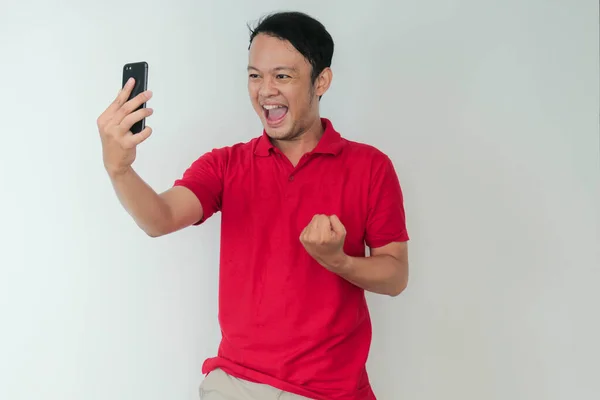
[173,118,409,400]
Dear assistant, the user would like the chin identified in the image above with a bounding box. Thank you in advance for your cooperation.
[264,126,293,140]
[261,116,295,140]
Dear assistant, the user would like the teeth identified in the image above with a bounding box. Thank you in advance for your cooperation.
[263,105,285,110]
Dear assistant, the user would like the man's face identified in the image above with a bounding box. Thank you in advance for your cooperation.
[248,34,325,141]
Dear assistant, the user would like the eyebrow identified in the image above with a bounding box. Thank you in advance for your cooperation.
[247,66,298,73]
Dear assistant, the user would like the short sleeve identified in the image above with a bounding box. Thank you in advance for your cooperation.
[173,147,228,225]
[365,155,409,248]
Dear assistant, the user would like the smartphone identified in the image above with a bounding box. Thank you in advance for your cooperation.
[122,61,148,134]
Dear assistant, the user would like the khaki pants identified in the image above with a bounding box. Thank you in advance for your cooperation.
[199,368,313,400]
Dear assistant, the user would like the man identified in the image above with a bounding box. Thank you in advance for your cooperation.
[97,11,409,400]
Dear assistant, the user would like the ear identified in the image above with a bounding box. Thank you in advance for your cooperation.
[314,67,333,97]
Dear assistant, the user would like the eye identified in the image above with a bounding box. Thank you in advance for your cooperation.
[248,74,260,79]
[276,74,291,79]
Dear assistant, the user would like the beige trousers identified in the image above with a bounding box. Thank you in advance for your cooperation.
[199,368,313,400]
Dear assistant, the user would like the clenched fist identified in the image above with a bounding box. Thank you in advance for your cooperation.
[300,214,349,272]
[97,77,154,177]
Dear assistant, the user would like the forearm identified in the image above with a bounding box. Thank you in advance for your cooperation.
[335,254,408,297]
[109,167,173,237]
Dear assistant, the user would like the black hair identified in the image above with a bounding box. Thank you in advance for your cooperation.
[248,11,334,84]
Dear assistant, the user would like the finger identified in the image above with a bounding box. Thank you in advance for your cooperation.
[311,214,321,228]
[329,215,346,236]
[304,226,316,243]
[300,230,307,244]
[120,107,153,132]
[318,216,332,243]
[304,215,318,235]
[299,225,307,242]
[108,77,136,115]
[308,215,322,237]
[98,79,135,127]
[114,90,153,124]
[123,126,153,148]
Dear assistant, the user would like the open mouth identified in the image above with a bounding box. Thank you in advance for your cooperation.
[263,104,288,125]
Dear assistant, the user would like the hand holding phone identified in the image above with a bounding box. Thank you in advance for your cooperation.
[96,62,153,177]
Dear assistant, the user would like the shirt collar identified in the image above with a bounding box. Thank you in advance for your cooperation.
[254,118,345,157]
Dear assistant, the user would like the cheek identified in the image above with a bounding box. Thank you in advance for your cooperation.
[248,83,259,100]
[248,88,261,110]
[290,93,312,116]
[282,88,305,111]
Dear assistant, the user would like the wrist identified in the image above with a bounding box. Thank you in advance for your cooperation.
[327,252,353,274]
[107,165,134,180]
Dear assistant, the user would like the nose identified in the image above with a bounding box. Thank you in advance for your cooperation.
[258,76,278,98]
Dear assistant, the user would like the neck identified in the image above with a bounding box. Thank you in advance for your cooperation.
[274,117,324,166]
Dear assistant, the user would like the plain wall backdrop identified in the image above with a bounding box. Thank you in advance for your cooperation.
[1,0,599,399]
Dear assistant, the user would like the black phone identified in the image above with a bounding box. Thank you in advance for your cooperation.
[122,61,148,134]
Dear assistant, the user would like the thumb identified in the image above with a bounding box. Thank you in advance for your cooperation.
[329,215,346,236]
